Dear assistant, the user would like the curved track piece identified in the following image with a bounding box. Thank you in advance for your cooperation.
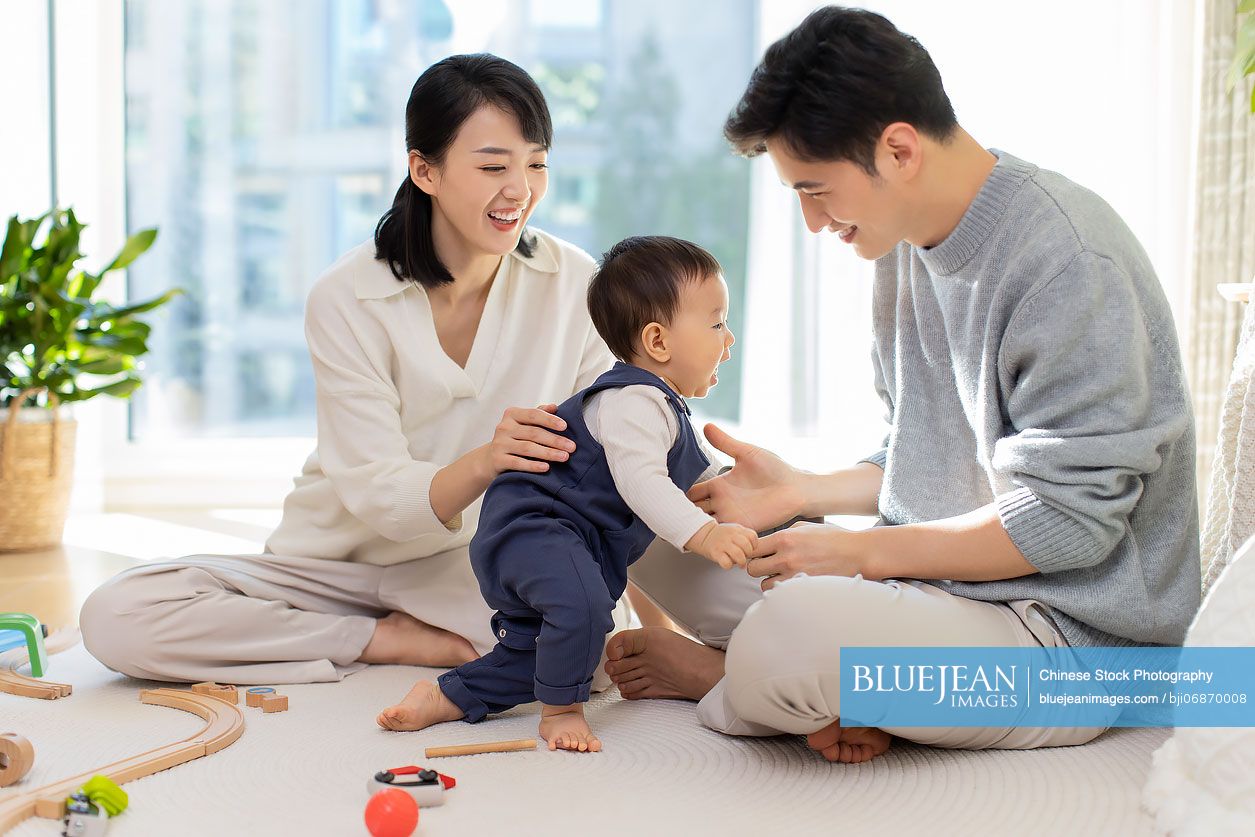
[0,688,245,833]
[0,628,78,700]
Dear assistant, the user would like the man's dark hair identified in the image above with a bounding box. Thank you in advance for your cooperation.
[588,236,722,363]
[724,6,957,173]
[374,54,553,287]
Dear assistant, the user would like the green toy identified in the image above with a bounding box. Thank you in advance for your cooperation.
[78,775,129,816]
[63,776,127,836]
[0,613,47,677]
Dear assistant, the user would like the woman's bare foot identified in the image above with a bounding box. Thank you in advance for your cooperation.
[358,611,479,668]
[603,627,725,700]
[539,703,602,752]
[806,720,893,764]
[376,680,464,731]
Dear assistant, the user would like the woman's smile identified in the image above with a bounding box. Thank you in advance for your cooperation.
[487,205,525,232]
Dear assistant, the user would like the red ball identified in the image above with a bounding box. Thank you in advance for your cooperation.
[364,788,420,837]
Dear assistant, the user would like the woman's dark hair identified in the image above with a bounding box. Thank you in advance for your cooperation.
[724,6,957,174]
[374,54,553,286]
[588,236,723,363]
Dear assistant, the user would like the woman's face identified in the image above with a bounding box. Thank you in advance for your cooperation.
[411,105,549,261]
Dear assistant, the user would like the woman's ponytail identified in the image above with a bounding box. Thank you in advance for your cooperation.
[374,174,451,285]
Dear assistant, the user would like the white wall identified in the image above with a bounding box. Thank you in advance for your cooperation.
[0,1,52,218]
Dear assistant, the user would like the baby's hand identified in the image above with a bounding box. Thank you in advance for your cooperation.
[686,521,758,569]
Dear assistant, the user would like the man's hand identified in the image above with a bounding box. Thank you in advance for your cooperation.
[746,521,874,590]
[688,424,807,532]
[685,520,759,570]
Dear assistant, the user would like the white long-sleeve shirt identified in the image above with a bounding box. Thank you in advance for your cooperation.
[584,385,723,552]
[265,230,616,567]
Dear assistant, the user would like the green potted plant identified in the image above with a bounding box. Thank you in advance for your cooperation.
[0,208,180,551]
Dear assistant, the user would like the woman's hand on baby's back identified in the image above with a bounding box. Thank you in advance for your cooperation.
[481,404,577,477]
[686,520,758,569]
[688,424,806,532]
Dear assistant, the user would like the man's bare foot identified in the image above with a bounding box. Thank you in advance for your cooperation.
[539,703,602,752]
[358,611,479,667]
[376,680,464,731]
[603,627,725,700]
[806,720,893,764]
[626,582,684,634]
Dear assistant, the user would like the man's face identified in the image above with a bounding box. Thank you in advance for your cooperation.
[765,138,907,261]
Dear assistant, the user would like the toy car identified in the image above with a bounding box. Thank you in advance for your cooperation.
[366,765,456,807]
[62,792,108,837]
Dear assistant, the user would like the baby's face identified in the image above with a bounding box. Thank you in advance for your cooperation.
[665,274,735,398]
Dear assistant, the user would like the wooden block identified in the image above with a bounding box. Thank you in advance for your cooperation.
[191,683,237,704]
[0,734,35,787]
[206,686,238,705]
[245,687,275,708]
[260,694,288,713]
[34,796,65,820]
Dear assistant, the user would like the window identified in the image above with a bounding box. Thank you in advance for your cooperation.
[0,2,53,218]
[70,0,1195,506]
[121,0,758,445]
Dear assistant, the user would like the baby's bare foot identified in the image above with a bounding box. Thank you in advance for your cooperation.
[358,611,479,667]
[377,680,464,731]
[539,704,602,753]
[603,627,724,700]
[806,720,893,764]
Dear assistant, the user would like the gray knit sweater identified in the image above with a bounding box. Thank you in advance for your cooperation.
[864,150,1200,648]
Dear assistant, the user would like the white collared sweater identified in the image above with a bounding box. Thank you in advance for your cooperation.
[266,230,616,567]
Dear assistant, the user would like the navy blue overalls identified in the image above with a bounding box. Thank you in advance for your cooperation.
[437,362,710,721]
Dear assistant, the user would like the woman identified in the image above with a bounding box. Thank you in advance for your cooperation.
[80,54,645,684]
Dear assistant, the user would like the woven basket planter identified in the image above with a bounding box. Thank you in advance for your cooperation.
[0,393,76,552]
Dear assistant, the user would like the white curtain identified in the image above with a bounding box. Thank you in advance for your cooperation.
[1193,0,1255,591]
[1184,0,1255,562]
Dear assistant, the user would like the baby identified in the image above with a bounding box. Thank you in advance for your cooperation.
[376,235,756,751]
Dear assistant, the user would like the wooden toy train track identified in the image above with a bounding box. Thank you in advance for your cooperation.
[0,628,77,700]
[0,688,245,833]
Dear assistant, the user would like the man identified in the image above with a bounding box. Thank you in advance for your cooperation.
[604,5,1199,762]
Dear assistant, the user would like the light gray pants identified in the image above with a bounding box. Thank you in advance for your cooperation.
[627,541,1107,750]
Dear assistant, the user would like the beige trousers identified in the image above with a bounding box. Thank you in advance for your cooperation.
[79,547,627,687]
[627,540,1108,750]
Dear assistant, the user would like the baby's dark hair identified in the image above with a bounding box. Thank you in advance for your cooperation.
[587,236,722,362]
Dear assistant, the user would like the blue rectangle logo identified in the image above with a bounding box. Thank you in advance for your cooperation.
[838,647,1255,728]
